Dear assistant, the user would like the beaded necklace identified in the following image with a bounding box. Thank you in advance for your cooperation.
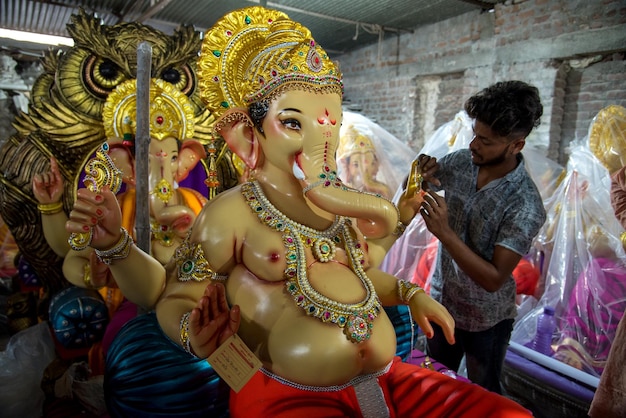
[242,181,381,344]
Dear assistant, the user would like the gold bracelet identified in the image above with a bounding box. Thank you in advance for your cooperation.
[621,231,626,249]
[37,201,64,215]
[179,311,196,357]
[398,279,425,304]
[393,220,408,236]
[94,227,132,265]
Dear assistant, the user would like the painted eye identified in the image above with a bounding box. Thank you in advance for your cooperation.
[57,51,130,119]
[282,119,301,130]
[87,57,127,95]
[160,65,194,95]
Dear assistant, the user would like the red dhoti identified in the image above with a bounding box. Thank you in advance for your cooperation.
[230,356,531,418]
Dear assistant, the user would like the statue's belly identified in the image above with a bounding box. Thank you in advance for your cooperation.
[226,265,398,386]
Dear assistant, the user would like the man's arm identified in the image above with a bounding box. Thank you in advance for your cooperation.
[420,191,522,292]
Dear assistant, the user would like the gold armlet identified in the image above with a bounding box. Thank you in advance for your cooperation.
[179,311,197,357]
[398,279,425,304]
[37,201,64,215]
[83,260,105,290]
[94,227,132,265]
[83,262,93,289]
[393,221,408,236]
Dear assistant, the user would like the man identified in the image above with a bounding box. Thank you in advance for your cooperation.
[418,80,547,393]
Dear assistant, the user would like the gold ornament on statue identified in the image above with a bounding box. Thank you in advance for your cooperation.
[152,178,175,203]
[588,105,626,174]
[103,78,196,142]
[404,159,423,199]
[68,142,123,250]
[242,181,381,344]
[197,6,343,121]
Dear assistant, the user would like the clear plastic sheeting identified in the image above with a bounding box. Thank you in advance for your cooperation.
[382,111,475,288]
[337,111,416,200]
[512,106,626,379]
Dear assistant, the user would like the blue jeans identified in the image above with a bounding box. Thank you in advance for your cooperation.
[426,319,514,394]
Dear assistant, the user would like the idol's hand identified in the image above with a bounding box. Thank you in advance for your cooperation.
[32,157,64,204]
[409,291,455,345]
[189,282,241,359]
[65,187,123,251]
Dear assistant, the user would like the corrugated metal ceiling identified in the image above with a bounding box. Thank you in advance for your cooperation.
[0,0,501,59]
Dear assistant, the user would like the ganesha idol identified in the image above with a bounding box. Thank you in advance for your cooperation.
[102,78,209,265]
[32,78,212,376]
[338,121,401,199]
[39,78,211,285]
[66,6,533,417]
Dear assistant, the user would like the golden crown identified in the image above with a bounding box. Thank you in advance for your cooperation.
[103,78,195,141]
[197,6,343,118]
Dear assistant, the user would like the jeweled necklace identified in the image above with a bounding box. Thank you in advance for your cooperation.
[242,181,381,344]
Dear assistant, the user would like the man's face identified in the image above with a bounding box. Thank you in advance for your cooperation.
[469,120,520,167]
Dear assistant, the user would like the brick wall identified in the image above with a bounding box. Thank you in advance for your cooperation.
[561,57,626,164]
[336,0,626,162]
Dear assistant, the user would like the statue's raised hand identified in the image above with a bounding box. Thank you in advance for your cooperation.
[65,186,124,251]
[32,157,64,204]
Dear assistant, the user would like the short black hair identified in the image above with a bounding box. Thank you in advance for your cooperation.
[464,80,543,139]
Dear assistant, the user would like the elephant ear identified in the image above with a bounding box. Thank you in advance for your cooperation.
[108,143,136,186]
[215,109,259,170]
[177,140,207,182]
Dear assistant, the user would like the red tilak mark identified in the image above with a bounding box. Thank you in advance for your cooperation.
[318,109,336,125]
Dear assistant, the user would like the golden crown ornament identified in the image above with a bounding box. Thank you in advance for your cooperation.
[197,6,343,122]
[102,78,195,142]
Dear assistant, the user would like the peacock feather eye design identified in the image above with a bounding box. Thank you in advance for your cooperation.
[0,8,240,294]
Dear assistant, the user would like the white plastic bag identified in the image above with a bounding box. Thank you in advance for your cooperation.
[0,322,56,418]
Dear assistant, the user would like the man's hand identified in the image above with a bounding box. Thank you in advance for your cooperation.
[420,191,452,240]
[416,154,441,188]
[189,282,241,359]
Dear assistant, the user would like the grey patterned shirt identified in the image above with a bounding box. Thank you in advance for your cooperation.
[428,149,546,332]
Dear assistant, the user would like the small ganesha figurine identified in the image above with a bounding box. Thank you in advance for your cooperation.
[337,123,393,198]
